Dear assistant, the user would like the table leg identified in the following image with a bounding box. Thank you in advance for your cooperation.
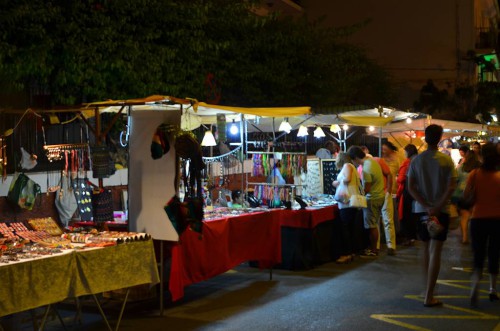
[92,295,113,331]
[269,268,273,281]
[74,298,82,325]
[53,306,68,331]
[92,289,130,331]
[37,304,51,331]
[114,288,130,331]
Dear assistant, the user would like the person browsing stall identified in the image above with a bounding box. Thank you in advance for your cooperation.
[348,146,385,257]
[316,140,340,159]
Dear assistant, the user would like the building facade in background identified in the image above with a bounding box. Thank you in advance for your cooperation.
[303,0,500,110]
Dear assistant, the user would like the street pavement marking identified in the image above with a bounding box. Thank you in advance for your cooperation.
[371,280,500,331]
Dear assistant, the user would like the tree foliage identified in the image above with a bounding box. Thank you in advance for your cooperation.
[0,0,393,108]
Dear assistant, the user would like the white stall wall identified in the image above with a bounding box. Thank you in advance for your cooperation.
[128,110,180,241]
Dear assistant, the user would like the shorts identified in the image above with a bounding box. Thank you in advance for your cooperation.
[363,197,385,229]
[416,213,450,242]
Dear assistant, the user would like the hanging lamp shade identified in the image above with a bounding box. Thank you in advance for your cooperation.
[279,118,292,133]
[297,125,308,137]
[330,124,341,133]
[201,130,217,146]
[314,126,325,138]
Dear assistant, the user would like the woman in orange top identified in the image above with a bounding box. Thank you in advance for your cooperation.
[465,142,500,306]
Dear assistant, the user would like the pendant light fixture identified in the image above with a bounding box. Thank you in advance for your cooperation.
[297,125,308,137]
[201,130,217,146]
[279,118,292,133]
[313,126,325,138]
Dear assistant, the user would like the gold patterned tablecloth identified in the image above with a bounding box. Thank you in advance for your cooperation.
[0,240,160,317]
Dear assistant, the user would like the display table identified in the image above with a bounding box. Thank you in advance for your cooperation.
[0,240,160,318]
[169,211,281,301]
[278,205,338,270]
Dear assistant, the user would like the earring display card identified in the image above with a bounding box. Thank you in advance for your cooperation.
[73,178,93,221]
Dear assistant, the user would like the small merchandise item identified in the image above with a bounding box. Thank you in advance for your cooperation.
[27,217,63,236]
[164,196,203,237]
[8,173,41,210]
[91,145,115,179]
[151,128,170,159]
[422,215,444,238]
[20,147,37,170]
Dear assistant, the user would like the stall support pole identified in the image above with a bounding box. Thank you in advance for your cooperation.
[378,127,383,157]
[95,106,104,188]
[160,240,164,316]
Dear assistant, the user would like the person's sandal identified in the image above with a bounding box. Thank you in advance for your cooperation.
[423,300,443,307]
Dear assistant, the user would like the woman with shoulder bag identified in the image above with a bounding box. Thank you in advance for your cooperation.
[333,152,363,264]
[466,143,500,307]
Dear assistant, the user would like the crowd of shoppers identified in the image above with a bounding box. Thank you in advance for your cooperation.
[331,125,499,308]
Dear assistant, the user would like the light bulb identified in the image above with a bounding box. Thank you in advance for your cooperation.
[229,120,239,135]
[342,124,349,131]
[406,117,412,124]
[368,126,375,132]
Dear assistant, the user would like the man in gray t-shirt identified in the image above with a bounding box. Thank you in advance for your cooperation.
[408,124,457,308]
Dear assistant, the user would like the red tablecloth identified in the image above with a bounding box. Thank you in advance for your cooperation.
[169,211,281,301]
[279,205,337,228]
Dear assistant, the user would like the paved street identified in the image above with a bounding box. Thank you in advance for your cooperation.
[10,228,500,331]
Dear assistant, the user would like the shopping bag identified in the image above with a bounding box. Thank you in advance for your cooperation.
[349,194,367,208]
[8,173,41,210]
[423,215,444,239]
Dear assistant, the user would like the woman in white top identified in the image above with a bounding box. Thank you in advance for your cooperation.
[333,152,363,264]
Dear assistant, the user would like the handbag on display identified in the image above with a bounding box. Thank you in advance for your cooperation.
[92,189,114,223]
[55,172,78,227]
[8,173,41,210]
